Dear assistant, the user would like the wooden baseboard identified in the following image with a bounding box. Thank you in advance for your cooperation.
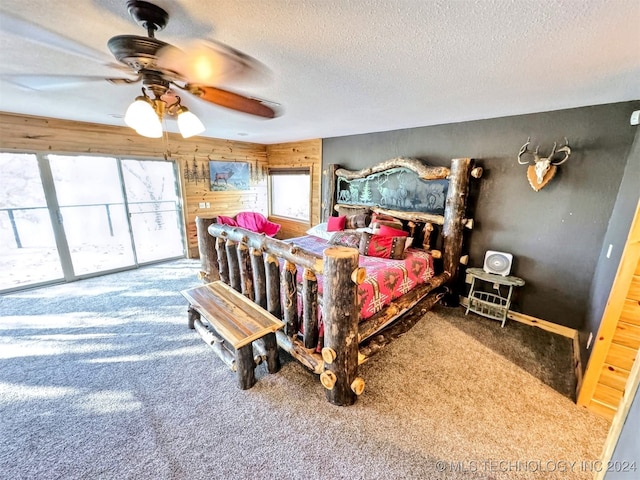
[460,296,577,338]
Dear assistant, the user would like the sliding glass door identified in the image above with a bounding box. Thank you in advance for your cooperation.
[0,153,184,293]
[49,155,136,276]
[0,153,64,290]
[121,159,184,264]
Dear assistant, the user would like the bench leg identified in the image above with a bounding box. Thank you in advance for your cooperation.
[188,307,200,329]
[236,344,256,390]
[263,332,281,374]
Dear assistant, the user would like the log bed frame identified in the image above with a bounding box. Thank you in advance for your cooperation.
[196,157,481,405]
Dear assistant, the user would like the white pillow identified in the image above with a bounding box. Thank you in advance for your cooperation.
[305,222,334,241]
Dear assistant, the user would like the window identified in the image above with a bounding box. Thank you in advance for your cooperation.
[269,168,311,222]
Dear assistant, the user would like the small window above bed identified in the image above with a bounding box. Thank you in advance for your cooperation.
[269,167,311,222]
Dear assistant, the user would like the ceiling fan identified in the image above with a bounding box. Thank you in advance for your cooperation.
[2,0,277,137]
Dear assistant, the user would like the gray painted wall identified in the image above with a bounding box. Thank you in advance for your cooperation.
[604,384,640,479]
[322,101,640,330]
[582,128,640,365]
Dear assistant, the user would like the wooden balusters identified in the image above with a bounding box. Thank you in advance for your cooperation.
[225,240,241,292]
[215,237,229,284]
[195,216,219,282]
[265,253,282,319]
[237,240,254,300]
[251,248,267,309]
[422,222,434,251]
[282,260,299,337]
[302,268,319,349]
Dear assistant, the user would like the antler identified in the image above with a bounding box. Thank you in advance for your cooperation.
[376,174,388,187]
[517,137,532,164]
[551,137,571,165]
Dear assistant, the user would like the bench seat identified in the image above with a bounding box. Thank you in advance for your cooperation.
[181,281,284,389]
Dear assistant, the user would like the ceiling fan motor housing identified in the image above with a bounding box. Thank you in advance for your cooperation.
[107,35,169,72]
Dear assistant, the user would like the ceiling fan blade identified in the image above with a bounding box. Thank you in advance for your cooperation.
[1,74,138,90]
[157,40,270,87]
[185,84,276,119]
[0,10,109,63]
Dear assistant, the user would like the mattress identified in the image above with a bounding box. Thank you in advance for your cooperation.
[289,234,435,320]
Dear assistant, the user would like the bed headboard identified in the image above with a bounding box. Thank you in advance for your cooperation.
[322,157,481,290]
[328,157,451,224]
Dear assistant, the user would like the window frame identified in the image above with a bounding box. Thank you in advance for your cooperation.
[268,166,312,224]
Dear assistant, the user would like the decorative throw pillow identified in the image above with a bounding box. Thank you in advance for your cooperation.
[359,232,406,260]
[377,224,409,237]
[345,213,371,230]
[328,231,362,249]
[374,219,403,229]
[336,205,370,217]
[306,222,334,241]
[327,215,346,232]
[370,213,403,230]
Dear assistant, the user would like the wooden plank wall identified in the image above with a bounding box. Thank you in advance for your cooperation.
[266,139,322,239]
[0,112,322,256]
[0,112,266,257]
[181,151,267,257]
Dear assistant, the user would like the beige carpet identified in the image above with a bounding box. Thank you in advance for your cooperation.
[348,307,611,479]
[0,259,611,479]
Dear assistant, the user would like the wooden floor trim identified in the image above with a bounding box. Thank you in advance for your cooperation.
[460,296,578,338]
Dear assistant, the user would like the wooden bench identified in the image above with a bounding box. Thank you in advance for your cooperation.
[181,281,285,389]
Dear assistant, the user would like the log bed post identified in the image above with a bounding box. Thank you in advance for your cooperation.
[442,157,473,306]
[322,246,360,406]
[196,216,219,282]
[322,164,339,222]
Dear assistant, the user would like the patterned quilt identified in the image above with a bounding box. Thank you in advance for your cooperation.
[289,235,435,320]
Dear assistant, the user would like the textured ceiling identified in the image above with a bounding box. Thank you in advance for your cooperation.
[0,0,639,144]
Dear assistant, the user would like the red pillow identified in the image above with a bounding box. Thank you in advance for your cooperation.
[327,215,346,232]
[358,232,407,260]
[377,224,408,237]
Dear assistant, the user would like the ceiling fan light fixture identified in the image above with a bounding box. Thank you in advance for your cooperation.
[134,118,163,138]
[176,106,205,138]
[124,93,158,129]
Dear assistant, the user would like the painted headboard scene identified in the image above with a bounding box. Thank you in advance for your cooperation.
[336,165,449,215]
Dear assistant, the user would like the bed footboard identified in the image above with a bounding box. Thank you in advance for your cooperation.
[206,223,365,405]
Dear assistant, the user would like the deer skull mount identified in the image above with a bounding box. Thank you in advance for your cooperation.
[517,137,571,191]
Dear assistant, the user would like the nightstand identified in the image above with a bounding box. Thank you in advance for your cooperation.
[465,267,525,327]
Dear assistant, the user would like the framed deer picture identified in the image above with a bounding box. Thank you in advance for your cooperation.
[209,161,250,191]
